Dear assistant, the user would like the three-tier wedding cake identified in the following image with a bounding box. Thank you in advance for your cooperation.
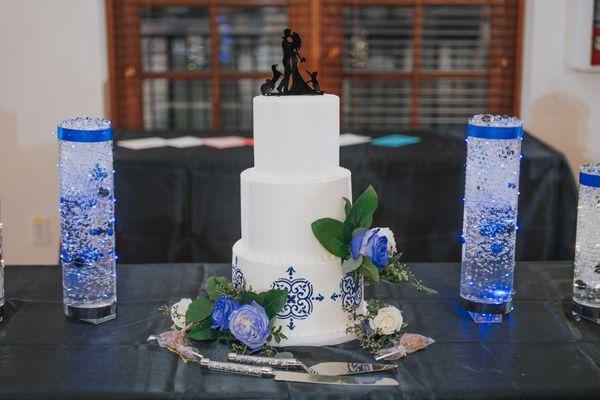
[231,94,363,346]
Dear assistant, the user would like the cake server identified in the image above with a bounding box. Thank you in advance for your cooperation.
[200,358,399,386]
[167,345,398,386]
[228,352,397,376]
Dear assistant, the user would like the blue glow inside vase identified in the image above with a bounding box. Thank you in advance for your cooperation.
[58,118,117,324]
[459,114,523,324]
[572,164,600,325]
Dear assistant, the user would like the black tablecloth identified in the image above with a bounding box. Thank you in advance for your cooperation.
[114,130,577,264]
[1,262,598,399]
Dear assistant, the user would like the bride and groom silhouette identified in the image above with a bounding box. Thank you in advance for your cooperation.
[260,28,323,96]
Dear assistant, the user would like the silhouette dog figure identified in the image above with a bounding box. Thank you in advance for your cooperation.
[306,70,320,92]
[261,64,283,95]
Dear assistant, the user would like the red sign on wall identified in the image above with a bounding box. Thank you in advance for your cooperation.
[593,26,600,65]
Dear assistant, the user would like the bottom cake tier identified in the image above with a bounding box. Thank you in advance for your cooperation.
[232,240,364,347]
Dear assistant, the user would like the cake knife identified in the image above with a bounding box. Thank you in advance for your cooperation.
[170,346,398,386]
[199,358,399,386]
[227,352,397,376]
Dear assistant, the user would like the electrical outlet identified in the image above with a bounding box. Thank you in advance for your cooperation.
[29,215,50,246]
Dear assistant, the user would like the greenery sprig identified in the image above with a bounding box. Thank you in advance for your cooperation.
[312,185,436,295]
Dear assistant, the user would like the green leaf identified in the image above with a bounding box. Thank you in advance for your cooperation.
[389,252,403,264]
[343,197,352,217]
[415,285,438,296]
[238,291,261,304]
[345,186,378,231]
[205,276,230,300]
[185,297,213,325]
[358,259,380,283]
[342,255,363,274]
[188,318,220,341]
[259,289,288,319]
[311,218,352,258]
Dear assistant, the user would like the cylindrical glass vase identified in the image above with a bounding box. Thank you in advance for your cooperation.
[572,163,600,324]
[58,118,117,324]
[459,114,523,323]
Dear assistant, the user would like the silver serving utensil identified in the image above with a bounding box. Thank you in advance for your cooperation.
[200,358,399,386]
[164,345,399,386]
[228,352,397,376]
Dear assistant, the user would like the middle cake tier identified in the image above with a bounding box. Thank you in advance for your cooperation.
[240,167,351,259]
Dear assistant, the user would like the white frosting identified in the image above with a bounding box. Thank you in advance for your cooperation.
[241,167,351,258]
[253,94,340,177]
[233,242,364,346]
[231,94,363,346]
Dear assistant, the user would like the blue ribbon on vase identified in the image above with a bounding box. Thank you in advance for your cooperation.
[467,124,522,140]
[580,171,600,188]
[57,127,113,143]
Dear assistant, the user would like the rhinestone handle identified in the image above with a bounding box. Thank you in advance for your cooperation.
[200,358,275,377]
[228,352,303,369]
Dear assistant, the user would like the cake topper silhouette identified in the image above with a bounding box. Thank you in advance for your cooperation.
[260,28,324,96]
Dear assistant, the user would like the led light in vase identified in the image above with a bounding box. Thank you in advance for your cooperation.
[58,118,117,324]
[572,163,600,324]
[459,114,523,323]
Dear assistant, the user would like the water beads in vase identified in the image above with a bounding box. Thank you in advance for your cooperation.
[58,117,117,324]
[459,114,523,323]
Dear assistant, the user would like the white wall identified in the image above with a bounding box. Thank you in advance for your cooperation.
[521,0,600,174]
[0,0,107,264]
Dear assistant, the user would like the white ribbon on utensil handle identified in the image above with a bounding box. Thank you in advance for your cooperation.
[374,333,435,361]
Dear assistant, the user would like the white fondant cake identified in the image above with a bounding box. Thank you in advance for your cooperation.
[232,94,364,346]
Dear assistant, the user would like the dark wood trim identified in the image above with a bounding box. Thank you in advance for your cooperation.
[209,1,221,130]
[310,0,322,72]
[141,71,272,79]
[341,0,513,4]
[133,4,144,129]
[343,71,488,80]
[410,1,422,129]
[137,0,286,6]
[513,0,525,117]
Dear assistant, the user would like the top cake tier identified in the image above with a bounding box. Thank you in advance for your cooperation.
[253,94,339,177]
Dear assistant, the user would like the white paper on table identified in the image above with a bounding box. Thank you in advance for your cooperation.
[201,136,248,149]
[117,137,169,150]
[166,136,204,148]
[340,133,371,147]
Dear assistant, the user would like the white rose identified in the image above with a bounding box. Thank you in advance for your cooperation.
[378,227,397,254]
[170,298,192,329]
[369,306,403,335]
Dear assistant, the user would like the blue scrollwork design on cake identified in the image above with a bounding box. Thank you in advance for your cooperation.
[231,256,246,290]
[340,273,363,311]
[272,267,313,320]
[272,267,323,330]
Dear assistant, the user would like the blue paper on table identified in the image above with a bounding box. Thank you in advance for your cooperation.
[371,134,421,148]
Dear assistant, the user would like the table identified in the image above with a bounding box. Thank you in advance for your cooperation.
[1,262,598,399]
[114,130,577,264]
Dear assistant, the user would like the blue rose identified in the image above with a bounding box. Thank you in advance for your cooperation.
[211,296,240,332]
[350,228,389,270]
[228,301,271,350]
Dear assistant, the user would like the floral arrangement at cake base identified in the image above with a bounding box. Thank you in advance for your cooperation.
[347,299,434,358]
[161,276,288,355]
[311,185,437,303]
